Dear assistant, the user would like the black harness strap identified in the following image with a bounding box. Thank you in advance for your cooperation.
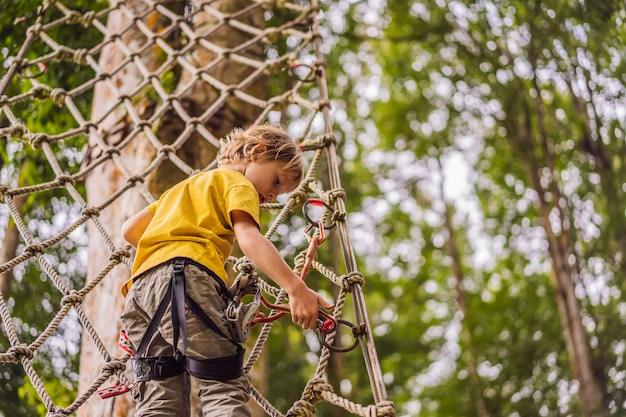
[132,258,244,382]
[132,272,187,381]
[171,259,188,360]
[184,290,244,381]
[134,277,173,359]
[186,350,244,381]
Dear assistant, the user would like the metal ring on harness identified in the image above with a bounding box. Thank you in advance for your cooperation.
[302,198,336,230]
[317,319,364,353]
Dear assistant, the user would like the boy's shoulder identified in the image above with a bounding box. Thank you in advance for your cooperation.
[191,168,251,188]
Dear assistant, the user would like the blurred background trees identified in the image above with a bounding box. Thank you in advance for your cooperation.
[2,1,626,416]
[327,1,625,416]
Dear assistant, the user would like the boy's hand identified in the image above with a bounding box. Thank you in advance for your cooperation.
[232,210,333,330]
[287,281,334,330]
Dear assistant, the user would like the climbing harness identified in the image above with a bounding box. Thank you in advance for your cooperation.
[98,258,245,399]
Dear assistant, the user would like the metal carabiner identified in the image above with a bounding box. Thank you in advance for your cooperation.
[226,285,261,323]
[304,221,325,245]
[317,319,364,353]
[302,198,336,230]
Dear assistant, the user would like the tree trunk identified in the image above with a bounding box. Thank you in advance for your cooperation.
[0,194,26,299]
[517,97,607,417]
[78,1,268,416]
[440,175,491,417]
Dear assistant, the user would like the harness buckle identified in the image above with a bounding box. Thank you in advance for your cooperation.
[172,259,185,274]
[132,356,187,381]
[132,358,154,382]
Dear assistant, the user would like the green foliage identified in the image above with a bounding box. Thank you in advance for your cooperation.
[322,0,626,416]
[2,1,626,416]
[18,377,76,417]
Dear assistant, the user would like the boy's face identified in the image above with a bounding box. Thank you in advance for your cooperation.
[244,160,292,204]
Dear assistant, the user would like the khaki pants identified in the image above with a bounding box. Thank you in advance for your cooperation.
[121,260,251,417]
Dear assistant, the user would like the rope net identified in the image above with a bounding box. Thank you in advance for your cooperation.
[0,1,394,416]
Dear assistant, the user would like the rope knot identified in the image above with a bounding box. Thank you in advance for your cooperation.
[61,290,83,306]
[80,11,96,27]
[233,257,255,274]
[65,10,82,25]
[56,174,75,186]
[286,399,316,417]
[26,24,43,37]
[81,206,100,218]
[7,344,33,361]
[188,117,203,127]
[308,377,332,399]
[73,48,89,65]
[224,85,238,95]
[110,248,131,263]
[159,145,176,156]
[375,400,397,417]
[56,47,75,62]
[31,85,49,100]
[126,175,145,186]
[323,188,346,205]
[317,99,331,110]
[321,133,337,146]
[46,405,69,417]
[0,185,9,201]
[9,124,26,139]
[29,134,48,149]
[101,358,128,376]
[82,121,99,132]
[24,243,45,255]
[13,124,27,139]
[50,88,67,105]
[341,271,364,292]
[105,147,121,157]
[288,188,307,210]
[136,120,151,130]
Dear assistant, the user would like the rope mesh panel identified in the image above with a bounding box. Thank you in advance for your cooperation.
[0,1,395,416]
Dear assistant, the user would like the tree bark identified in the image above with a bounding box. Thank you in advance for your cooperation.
[0,194,26,299]
[78,1,268,416]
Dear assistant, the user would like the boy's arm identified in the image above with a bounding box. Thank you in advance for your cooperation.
[121,207,153,247]
[231,209,332,330]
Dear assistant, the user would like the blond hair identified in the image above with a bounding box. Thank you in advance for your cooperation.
[217,125,303,191]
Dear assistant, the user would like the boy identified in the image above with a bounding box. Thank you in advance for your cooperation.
[120,125,332,416]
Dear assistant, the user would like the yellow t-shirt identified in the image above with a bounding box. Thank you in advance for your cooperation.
[121,168,260,296]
